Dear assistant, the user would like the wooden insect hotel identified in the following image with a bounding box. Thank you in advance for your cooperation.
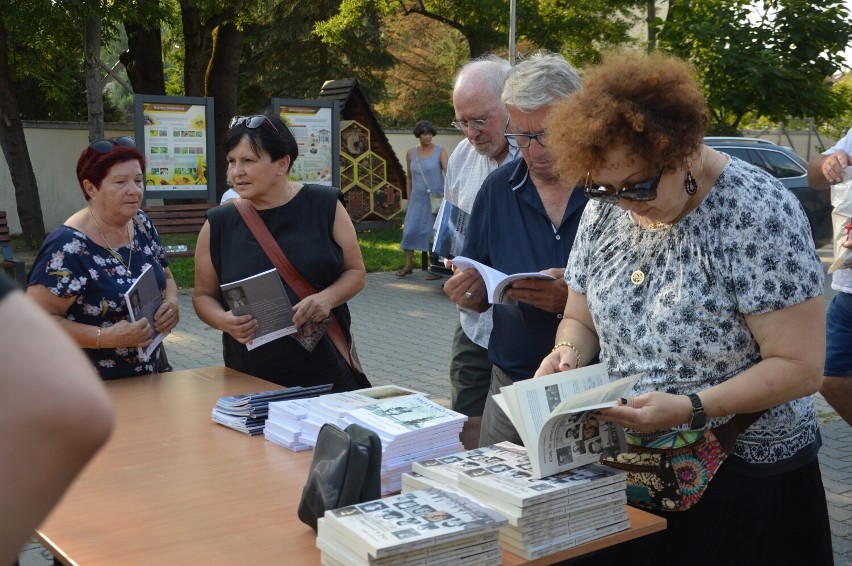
[319,78,405,222]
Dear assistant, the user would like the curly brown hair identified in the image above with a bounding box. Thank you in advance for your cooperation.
[546,50,708,184]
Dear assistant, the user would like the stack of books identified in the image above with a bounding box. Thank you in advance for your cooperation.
[263,398,313,451]
[342,395,466,495]
[316,487,506,566]
[211,384,332,436]
[298,385,424,447]
[407,442,630,560]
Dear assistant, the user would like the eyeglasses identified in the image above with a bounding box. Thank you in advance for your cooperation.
[89,136,135,154]
[504,132,548,148]
[228,115,279,133]
[451,108,498,132]
[584,167,664,204]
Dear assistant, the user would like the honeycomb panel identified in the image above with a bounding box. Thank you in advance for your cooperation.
[340,121,370,159]
[343,184,372,221]
[340,154,356,189]
[372,182,403,220]
[355,151,387,190]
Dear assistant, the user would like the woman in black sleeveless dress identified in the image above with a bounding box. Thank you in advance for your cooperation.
[192,114,366,391]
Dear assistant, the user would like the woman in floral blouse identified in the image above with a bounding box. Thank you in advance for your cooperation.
[27,137,180,378]
[537,51,831,564]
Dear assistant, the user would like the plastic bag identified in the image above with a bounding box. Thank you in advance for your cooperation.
[830,167,852,217]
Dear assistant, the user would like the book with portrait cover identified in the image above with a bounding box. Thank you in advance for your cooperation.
[124,264,167,362]
[220,268,297,351]
[493,363,638,479]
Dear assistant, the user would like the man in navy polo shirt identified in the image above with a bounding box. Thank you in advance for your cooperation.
[443,52,587,447]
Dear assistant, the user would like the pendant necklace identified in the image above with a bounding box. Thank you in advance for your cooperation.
[629,148,719,286]
[630,223,674,285]
[89,208,134,277]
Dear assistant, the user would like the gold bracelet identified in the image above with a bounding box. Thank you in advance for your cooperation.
[552,341,581,367]
[96,327,102,349]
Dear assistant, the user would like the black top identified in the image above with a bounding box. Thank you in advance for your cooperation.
[207,185,358,391]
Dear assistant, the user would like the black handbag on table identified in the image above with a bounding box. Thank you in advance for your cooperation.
[297,423,382,530]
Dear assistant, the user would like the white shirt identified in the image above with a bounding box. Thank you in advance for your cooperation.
[220,188,239,204]
[444,139,519,347]
[823,127,852,293]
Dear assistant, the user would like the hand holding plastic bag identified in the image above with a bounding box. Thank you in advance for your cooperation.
[831,167,852,217]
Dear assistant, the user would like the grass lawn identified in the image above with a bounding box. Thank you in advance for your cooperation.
[14,226,407,289]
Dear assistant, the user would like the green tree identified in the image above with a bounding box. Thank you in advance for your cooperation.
[237,0,395,114]
[659,0,852,132]
[316,0,641,63]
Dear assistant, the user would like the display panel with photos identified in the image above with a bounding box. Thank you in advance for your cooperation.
[272,98,340,188]
[134,94,215,202]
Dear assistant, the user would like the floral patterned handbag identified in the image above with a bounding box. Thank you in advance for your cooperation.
[602,410,766,512]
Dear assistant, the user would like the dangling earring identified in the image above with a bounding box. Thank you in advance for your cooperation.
[684,171,698,195]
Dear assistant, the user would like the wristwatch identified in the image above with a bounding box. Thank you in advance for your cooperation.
[687,393,707,430]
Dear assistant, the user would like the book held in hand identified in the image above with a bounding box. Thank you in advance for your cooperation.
[220,268,298,351]
[432,200,469,259]
[449,255,556,304]
[124,264,167,362]
[493,364,639,478]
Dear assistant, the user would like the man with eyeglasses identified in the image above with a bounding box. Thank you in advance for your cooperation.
[444,52,587,447]
[443,55,519,449]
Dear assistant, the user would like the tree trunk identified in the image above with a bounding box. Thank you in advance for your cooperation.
[646,0,657,53]
[205,23,243,201]
[84,13,104,142]
[0,18,45,247]
[124,17,166,95]
[180,0,210,97]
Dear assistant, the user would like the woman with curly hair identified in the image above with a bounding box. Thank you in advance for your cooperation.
[537,51,831,564]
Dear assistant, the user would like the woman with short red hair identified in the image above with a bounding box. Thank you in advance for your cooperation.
[27,137,180,378]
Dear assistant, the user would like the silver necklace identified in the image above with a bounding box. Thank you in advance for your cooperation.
[89,208,134,276]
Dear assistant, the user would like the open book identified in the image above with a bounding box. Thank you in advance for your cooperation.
[432,200,469,259]
[493,364,639,479]
[124,264,167,362]
[221,268,297,351]
[449,256,555,305]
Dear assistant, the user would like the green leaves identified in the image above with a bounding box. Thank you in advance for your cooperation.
[660,0,852,130]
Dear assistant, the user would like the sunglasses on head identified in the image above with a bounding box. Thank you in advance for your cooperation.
[584,166,664,204]
[89,136,135,154]
[228,115,279,133]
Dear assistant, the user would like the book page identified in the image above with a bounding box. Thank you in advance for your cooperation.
[498,365,638,478]
[220,268,296,350]
[501,364,615,436]
[124,264,167,362]
[450,256,553,304]
[492,272,555,304]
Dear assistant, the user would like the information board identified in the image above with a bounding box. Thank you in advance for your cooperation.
[134,94,215,202]
[272,98,340,188]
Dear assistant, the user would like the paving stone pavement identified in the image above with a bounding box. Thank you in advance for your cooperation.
[20,265,852,565]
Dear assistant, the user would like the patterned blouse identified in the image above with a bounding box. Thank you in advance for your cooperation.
[28,210,170,379]
[566,157,824,469]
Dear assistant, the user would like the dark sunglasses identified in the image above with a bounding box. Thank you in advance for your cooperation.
[584,166,664,204]
[89,136,135,154]
[228,115,279,133]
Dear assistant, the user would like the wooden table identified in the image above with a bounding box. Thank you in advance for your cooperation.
[37,367,665,565]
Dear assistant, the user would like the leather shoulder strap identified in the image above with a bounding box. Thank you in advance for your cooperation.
[232,199,366,381]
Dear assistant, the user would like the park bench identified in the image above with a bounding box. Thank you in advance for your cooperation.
[0,211,26,285]
[142,203,215,258]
